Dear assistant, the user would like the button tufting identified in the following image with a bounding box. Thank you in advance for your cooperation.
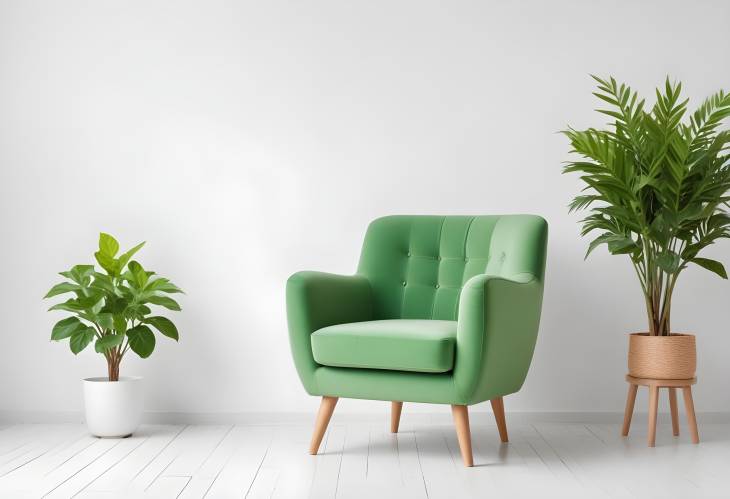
[402,281,407,287]
[437,256,442,261]
[407,251,411,257]
[435,284,440,289]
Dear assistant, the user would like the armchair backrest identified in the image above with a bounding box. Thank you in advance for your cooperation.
[357,215,548,321]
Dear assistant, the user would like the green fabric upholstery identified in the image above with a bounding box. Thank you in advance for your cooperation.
[287,215,548,405]
[312,319,457,373]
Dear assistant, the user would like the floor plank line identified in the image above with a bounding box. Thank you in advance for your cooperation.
[0,432,92,496]
[126,424,195,494]
[193,424,235,476]
[40,439,122,497]
[45,439,103,477]
[411,429,429,499]
[68,435,151,498]
[309,424,345,498]
[145,446,179,491]
[333,429,346,499]
[530,423,584,485]
[134,425,190,478]
[130,424,188,483]
[243,442,270,498]
[246,467,279,498]
[0,425,87,478]
[85,425,184,493]
[202,426,272,498]
[175,425,237,498]
[200,453,230,498]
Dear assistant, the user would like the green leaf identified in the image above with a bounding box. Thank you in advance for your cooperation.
[90,273,117,295]
[634,174,656,191]
[607,237,637,255]
[71,264,95,281]
[59,265,95,285]
[679,203,704,222]
[126,325,156,358]
[124,303,151,320]
[649,215,671,246]
[48,299,86,313]
[70,327,96,354]
[657,251,681,273]
[89,296,104,315]
[145,278,184,294]
[99,233,120,257]
[105,295,129,315]
[113,314,128,334]
[115,241,145,274]
[96,312,114,330]
[44,282,81,299]
[128,261,149,289]
[692,258,728,279]
[51,317,85,341]
[146,295,181,311]
[585,233,613,259]
[94,333,124,353]
[144,316,179,341]
[94,251,117,275]
[50,294,104,314]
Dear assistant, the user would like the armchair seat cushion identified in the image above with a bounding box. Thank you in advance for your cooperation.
[311,319,457,373]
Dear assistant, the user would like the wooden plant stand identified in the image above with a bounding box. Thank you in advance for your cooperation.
[622,375,699,447]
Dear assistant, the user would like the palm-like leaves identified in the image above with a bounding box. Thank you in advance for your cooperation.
[564,76,730,336]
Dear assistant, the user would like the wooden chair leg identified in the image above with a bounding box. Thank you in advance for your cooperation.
[668,387,680,436]
[647,385,659,447]
[490,397,509,443]
[309,396,338,455]
[390,401,403,433]
[621,384,638,436]
[451,405,473,467]
[682,387,700,444]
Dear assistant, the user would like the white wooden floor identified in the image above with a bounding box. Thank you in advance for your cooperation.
[0,419,728,498]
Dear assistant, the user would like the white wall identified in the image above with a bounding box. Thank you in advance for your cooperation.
[1,0,730,419]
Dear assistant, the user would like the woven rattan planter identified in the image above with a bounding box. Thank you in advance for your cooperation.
[628,333,696,379]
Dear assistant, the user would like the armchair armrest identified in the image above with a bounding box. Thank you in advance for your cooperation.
[286,271,372,394]
[453,273,544,404]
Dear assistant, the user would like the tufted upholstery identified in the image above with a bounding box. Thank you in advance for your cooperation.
[358,215,547,321]
[287,214,548,406]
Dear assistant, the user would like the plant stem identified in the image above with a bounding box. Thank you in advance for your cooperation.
[107,350,120,381]
[658,273,678,336]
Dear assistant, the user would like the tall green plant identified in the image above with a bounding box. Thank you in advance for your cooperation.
[564,76,730,336]
[44,234,184,380]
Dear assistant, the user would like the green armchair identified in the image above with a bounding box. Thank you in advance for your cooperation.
[287,215,548,466]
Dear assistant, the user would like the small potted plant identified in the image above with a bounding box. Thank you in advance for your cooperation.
[45,233,183,437]
[563,76,730,381]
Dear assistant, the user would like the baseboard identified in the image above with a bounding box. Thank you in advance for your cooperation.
[2,410,730,425]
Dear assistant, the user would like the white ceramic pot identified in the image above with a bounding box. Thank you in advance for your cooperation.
[83,376,143,438]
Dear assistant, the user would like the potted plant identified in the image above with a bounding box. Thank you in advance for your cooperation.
[44,233,183,437]
[563,76,730,380]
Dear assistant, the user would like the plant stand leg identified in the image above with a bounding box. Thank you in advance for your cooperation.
[647,385,659,447]
[451,405,474,467]
[390,401,403,433]
[668,387,680,436]
[309,396,338,455]
[682,387,700,444]
[490,397,509,443]
[622,384,638,436]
